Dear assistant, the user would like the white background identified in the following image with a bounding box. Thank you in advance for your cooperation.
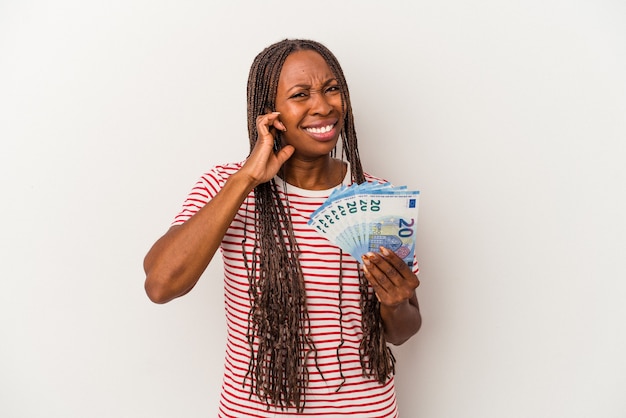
[1,1,625,417]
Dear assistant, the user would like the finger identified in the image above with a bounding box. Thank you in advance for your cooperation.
[362,254,418,307]
[257,112,286,136]
[251,116,281,162]
[378,246,420,288]
[361,253,394,293]
[270,112,287,131]
[362,259,403,307]
[256,114,274,139]
[275,144,295,165]
[362,251,402,289]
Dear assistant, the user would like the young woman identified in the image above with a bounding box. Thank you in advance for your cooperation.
[144,39,421,417]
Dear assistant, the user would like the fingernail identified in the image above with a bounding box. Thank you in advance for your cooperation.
[380,247,390,256]
[361,255,371,266]
[272,111,280,114]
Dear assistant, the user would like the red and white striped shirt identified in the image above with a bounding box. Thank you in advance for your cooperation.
[174,161,416,417]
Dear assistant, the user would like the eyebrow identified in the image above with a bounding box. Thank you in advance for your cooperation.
[285,78,338,94]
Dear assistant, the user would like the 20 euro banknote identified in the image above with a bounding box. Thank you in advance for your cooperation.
[308,182,419,266]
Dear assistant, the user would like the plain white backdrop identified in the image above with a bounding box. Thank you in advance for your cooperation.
[1,0,625,417]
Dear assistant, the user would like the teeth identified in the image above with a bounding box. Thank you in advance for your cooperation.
[305,124,333,134]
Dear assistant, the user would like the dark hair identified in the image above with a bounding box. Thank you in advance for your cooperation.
[243,38,394,411]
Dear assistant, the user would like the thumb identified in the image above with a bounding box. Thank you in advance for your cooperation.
[275,145,295,165]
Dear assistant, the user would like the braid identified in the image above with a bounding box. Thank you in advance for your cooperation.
[244,39,393,411]
[245,179,314,410]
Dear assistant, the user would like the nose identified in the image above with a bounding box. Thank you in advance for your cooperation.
[309,91,333,115]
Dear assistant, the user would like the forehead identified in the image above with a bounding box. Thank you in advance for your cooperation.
[278,50,334,86]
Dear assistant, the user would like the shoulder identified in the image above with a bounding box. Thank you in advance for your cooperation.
[196,161,245,185]
[202,161,244,179]
[182,161,245,199]
[172,161,245,225]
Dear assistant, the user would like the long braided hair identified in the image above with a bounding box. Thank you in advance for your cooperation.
[243,39,395,411]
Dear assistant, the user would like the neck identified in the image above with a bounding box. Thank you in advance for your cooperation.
[280,157,346,190]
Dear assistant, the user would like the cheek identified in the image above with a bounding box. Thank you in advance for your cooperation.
[277,109,301,128]
[330,97,344,116]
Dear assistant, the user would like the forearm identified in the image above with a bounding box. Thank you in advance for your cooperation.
[380,293,421,345]
[143,172,256,303]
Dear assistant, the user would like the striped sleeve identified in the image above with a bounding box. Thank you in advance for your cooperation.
[171,163,241,226]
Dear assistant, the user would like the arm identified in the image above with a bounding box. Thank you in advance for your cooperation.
[143,112,293,304]
[144,173,256,303]
[361,247,422,345]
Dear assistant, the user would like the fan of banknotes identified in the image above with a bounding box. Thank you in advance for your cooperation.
[308,182,420,267]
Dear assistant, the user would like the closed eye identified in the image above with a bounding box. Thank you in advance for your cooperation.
[290,92,308,99]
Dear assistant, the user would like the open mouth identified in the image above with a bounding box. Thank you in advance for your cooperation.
[304,123,335,134]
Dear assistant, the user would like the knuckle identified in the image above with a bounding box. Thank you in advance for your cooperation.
[394,259,409,271]
[385,267,398,277]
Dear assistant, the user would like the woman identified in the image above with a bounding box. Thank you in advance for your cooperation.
[144,39,421,417]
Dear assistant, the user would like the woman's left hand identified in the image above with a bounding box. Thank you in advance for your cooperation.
[361,247,420,307]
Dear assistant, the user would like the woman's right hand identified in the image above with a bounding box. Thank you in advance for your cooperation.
[239,112,295,187]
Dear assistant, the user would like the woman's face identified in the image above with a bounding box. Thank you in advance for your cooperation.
[274,50,344,159]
